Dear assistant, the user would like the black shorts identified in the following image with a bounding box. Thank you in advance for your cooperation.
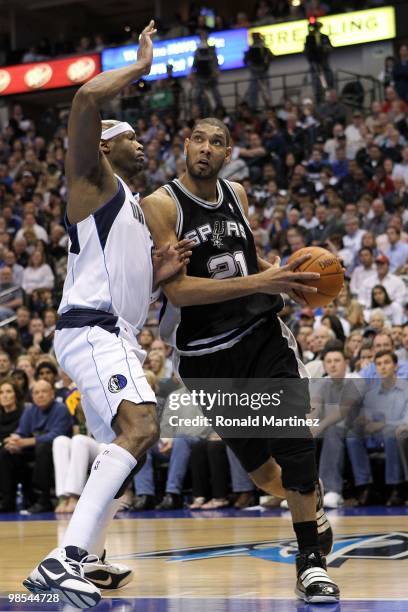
[179,314,316,479]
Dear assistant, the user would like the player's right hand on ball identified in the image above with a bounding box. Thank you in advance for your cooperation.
[137,20,157,74]
[260,254,320,295]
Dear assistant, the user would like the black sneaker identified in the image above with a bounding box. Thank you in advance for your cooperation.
[295,550,340,603]
[132,495,156,511]
[316,479,333,556]
[155,493,183,510]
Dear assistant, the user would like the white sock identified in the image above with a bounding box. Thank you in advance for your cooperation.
[61,443,136,552]
[88,497,122,558]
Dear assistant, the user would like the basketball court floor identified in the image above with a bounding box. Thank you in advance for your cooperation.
[1,506,408,611]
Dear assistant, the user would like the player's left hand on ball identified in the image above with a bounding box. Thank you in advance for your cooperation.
[285,289,308,307]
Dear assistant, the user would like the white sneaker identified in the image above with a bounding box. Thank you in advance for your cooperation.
[323,491,343,509]
[83,550,133,589]
[23,546,101,609]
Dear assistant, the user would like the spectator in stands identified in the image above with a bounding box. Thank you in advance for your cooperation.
[191,31,223,112]
[15,212,48,244]
[35,360,67,403]
[0,379,25,445]
[364,198,390,236]
[53,427,104,514]
[392,145,408,184]
[358,332,408,379]
[306,326,336,377]
[318,89,347,132]
[358,254,407,308]
[303,19,333,103]
[16,355,35,389]
[342,216,365,257]
[0,351,13,378]
[396,323,408,363]
[14,308,32,349]
[0,379,26,511]
[321,315,346,344]
[10,369,30,403]
[384,226,408,273]
[244,32,273,111]
[350,247,376,296]
[189,434,230,509]
[310,346,361,508]
[138,328,155,351]
[22,250,54,295]
[0,265,23,321]
[364,285,405,327]
[346,351,407,506]
[0,380,72,513]
[378,56,395,91]
[393,44,408,104]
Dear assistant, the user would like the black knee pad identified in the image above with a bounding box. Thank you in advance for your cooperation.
[114,453,146,499]
[273,438,318,493]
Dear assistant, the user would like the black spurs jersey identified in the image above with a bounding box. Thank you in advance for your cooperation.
[159,178,283,355]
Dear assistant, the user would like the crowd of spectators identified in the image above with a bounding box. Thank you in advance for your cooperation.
[2,0,384,67]
[1,35,408,514]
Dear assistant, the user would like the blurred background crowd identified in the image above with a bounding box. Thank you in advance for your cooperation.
[1,0,389,67]
[1,0,408,517]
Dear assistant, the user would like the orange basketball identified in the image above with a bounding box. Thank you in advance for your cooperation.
[287,246,344,308]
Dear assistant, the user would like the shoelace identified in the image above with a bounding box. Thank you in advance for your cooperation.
[66,554,100,578]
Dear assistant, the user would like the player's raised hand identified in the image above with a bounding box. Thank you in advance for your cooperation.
[137,20,157,74]
[259,254,320,296]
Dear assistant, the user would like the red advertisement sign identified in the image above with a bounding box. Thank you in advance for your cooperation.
[0,54,101,96]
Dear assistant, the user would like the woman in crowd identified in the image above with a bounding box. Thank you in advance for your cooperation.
[365,285,405,326]
[16,355,36,389]
[321,314,346,344]
[138,328,155,351]
[10,369,30,403]
[22,249,55,295]
[344,331,364,362]
[0,379,26,511]
[147,349,167,381]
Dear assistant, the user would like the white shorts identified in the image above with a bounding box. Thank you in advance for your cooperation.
[54,325,156,443]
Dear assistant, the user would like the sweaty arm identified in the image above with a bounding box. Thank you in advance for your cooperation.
[66,21,156,223]
[142,190,320,308]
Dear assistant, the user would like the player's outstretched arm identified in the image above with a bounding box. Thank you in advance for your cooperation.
[66,21,156,188]
[142,190,320,307]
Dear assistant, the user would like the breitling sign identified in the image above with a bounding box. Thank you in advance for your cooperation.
[250,6,396,56]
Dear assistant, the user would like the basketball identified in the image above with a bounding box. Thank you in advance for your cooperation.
[287,246,344,308]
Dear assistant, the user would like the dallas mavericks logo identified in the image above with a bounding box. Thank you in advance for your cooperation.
[108,374,127,393]
[114,532,408,568]
[211,221,226,248]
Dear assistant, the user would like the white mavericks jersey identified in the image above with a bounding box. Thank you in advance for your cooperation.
[58,175,154,337]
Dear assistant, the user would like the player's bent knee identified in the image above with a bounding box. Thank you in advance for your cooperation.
[114,400,160,450]
[278,441,318,493]
[249,457,281,489]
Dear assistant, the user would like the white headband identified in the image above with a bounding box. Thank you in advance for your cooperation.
[101,121,135,141]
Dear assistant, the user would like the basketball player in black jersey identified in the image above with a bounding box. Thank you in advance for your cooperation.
[142,118,340,604]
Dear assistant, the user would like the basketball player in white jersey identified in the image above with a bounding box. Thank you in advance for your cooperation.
[23,22,192,609]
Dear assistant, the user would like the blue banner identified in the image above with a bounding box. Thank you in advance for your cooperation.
[101,29,248,80]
